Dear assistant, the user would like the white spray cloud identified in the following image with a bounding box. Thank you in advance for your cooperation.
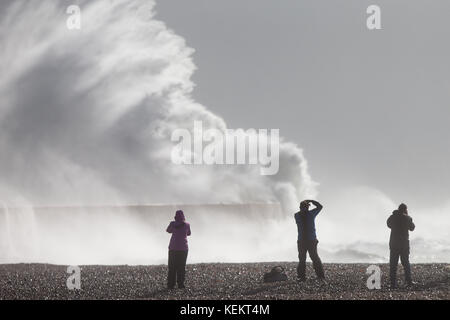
[0,0,317,210]
[0,0,318,263]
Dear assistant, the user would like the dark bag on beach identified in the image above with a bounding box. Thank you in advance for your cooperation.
[263,266,288,283]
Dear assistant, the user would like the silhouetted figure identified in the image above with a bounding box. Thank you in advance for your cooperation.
[294,200,325,281]
[166,210,191,289]
[387,203,415,288]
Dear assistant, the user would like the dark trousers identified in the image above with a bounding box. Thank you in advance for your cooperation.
[389,246,411,286]
[168,250,188,288]
[297,239,325,280]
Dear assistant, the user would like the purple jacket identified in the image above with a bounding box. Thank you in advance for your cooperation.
[166,210,191,251]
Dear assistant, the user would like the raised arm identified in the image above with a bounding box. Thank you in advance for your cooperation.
[387,216,393,229]
[166,222,174,233]
[309,200,323,210]
[408,217,415,231]
[308,200,323,216]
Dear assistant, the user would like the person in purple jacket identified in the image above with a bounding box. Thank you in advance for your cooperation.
[166,210,191,289]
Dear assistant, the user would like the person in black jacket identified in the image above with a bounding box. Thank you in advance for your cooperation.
[294,200,325,282]
[387,203,415,288]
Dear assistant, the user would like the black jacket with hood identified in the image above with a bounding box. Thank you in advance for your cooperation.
[387,210,415,249]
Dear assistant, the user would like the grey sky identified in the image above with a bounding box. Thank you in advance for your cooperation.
[155,0,450,207]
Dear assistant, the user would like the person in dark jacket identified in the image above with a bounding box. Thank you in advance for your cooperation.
[166,210,191,289]
[294,200,325,281]
[387,203,415,288]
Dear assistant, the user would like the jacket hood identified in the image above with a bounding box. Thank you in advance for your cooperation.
[393,209,407,216]
[175,210,185,222]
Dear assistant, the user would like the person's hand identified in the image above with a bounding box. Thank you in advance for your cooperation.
[307,200,322,207]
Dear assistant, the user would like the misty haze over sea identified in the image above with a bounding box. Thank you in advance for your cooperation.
[1,204,448,265]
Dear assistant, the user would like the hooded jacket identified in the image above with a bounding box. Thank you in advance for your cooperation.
[166,210,191,251]
[387,210,415,249]
[294,205,322,241]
